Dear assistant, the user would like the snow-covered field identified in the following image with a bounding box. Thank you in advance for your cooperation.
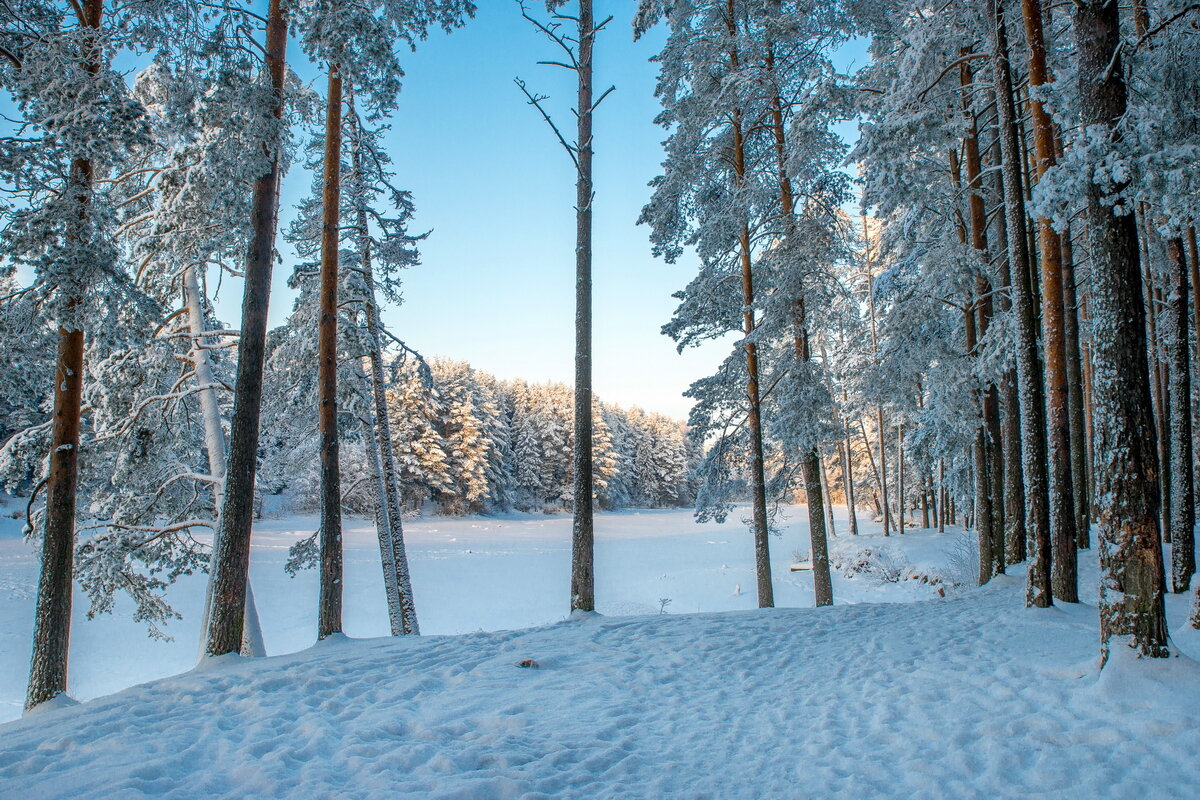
[0,503,948,721]
[2,504,1199,798]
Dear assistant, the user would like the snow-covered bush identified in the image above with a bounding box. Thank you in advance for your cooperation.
[942,532,979,589]
[835,547,912,585]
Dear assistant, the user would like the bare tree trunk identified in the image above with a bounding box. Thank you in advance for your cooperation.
[840,429,859,534]
[205,0,289,657]
[990,0,1052,604]
[25,0,103,712]
[1061,222,1090,548]
[724,7,772,608]
[841,430,858,535]
[863,229,891,536]
[1167,236,1196,592]
[27,298,86,711]
[317,65,344,639]
[821,454,836,539]
[859,418,884,521]
[991,145,1027,566]
[921,476,930,528]
[831,359,859,536]
[896,422,905,532]
[796,321,833,606]
[957,71,1005,574]
[765,50,829,603]
[569,0,597,614]
[1073,0,1169,662]
[1019,0,1077,602]
[951,139,993,581]
[967,303,993,585]
[1081,292,1097,518]
[1142,218,1170,545]
[877,406,889,535]
[938,459,946,533]
[347,95,418,635]
[186,266,266,660]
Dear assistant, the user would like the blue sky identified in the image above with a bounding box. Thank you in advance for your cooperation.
[208,1,870,420]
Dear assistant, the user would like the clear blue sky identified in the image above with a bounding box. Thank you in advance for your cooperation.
[209,1,870,421]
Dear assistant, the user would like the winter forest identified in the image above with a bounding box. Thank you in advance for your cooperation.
[1,0,1198,797]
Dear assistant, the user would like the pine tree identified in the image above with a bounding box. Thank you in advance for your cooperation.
[204,0,291,658]
[1070,0,1168,663]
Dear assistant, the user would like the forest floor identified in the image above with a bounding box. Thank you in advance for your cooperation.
[1,503,1198,797]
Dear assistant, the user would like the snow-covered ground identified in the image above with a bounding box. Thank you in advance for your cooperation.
[0,503,949,721]
[2,504,1199,798]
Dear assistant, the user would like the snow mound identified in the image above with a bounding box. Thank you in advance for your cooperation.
[2,578,1198,798]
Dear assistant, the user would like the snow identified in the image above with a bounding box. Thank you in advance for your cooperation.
[2,504,1199,797]
[0,504,948,719]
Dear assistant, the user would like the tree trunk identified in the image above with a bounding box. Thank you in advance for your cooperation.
[1142,219,1170,545]
[859,418,884,521]
[186,265,266,660]
[725,8,772,608]
[348,95,418,635]
[952,139,993,582]
[877,407,889,534]
[921,476,930,528]
[27,305,86,711]
[1080,292,1097,518]
[967,303,993,586]
[863,230,891,537]
[841,429,858,535]
[765,53,829,603]
[957,71,1006,575]
[991,144,1027,566]
[25,0,104,712]
[569,0,597,614]
[1167,236,1196,592]
[896,423,905,532]
[204,0,289,657]
[821,454,836,539]
[938,459,946,533]
[317,65,344,639]
[1019,0,1077,602]
[1060,223,1090,548]
[990,0,1052,605]
[1073,0,1169,662]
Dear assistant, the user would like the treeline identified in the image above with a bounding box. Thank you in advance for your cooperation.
[258,357,696,516]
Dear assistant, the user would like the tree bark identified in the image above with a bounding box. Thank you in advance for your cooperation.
[726,5,772,607]
[821,454,836,539]
[186,266,266,660]
[1019,0,1078,603]
[25,0,104,712]
[1073,0,1169,662]
[1060,222,1090,548]
[863,223,891,536]
[1167,236,1196,592]
[938,459,946,533]
[991,154,1027,566]
[27,300,86,711]
[896,423,905,532]
[990,0,1052,604]
[765,49,830,604]
[958,68,1006,574]
[347,95,418,636]
[204,0,289,657]
[317,65,344,639]
[841,424,858,535]
[569,0,596,614]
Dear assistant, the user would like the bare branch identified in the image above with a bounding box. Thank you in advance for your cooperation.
[514,77,580,169]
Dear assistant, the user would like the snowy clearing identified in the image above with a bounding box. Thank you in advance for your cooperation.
[1,506,1199,798]
[0,504,950,720]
